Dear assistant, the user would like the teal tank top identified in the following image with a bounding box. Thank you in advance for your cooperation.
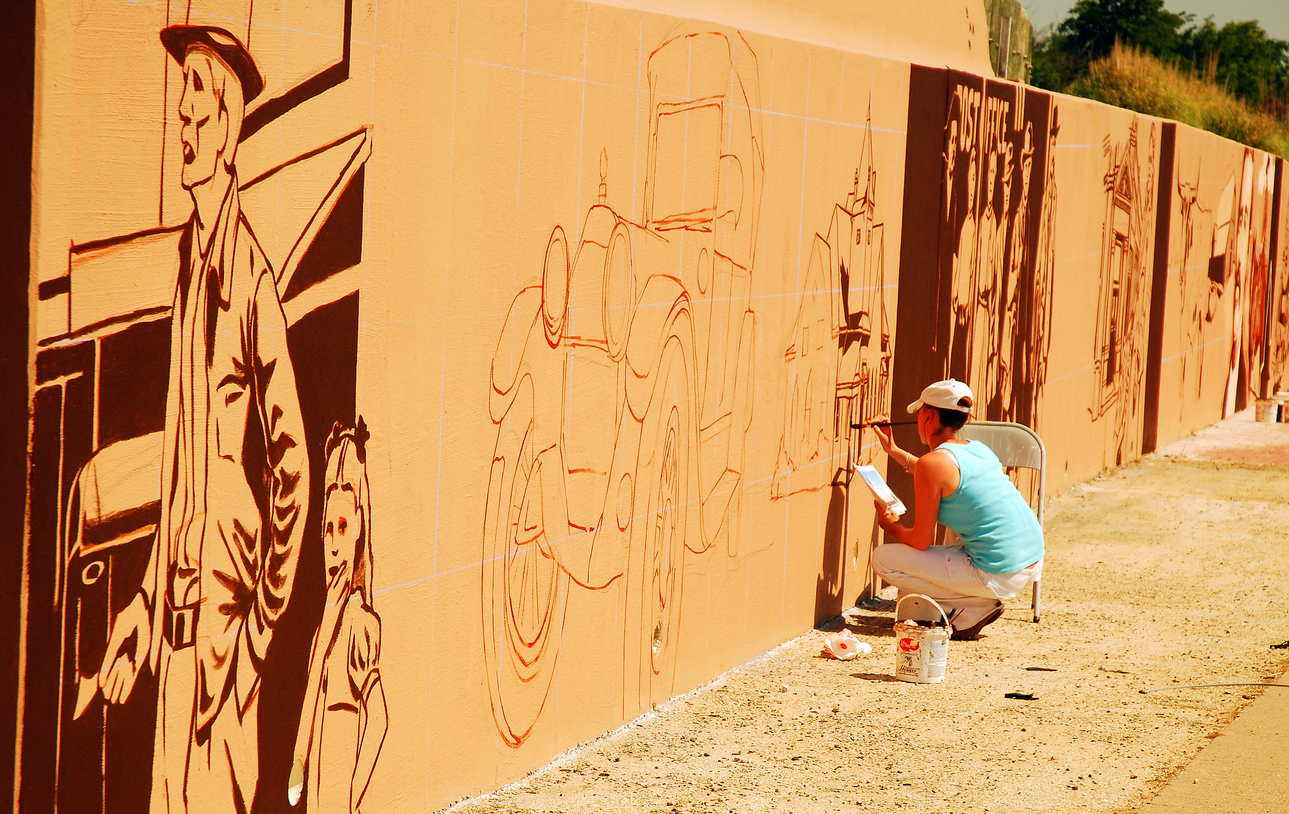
[935,440,1045,574]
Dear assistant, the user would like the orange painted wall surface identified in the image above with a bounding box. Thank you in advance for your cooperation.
[14,0,1285,811]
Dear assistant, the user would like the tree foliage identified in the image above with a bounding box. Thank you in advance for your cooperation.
[1183,20,1289,107]
[1032,0,1289,111]
[1058,0,1190,62]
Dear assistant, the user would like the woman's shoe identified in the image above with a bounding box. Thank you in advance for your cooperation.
[951,602,1004,640]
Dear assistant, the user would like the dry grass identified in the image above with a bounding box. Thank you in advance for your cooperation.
[1067,44,1289,159]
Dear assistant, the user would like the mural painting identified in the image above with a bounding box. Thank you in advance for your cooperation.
[1230,151,1278,414]
[1151,130,1289,448]
[1172,159,1216,409]
[1090,119,1157,467]
[290,420,386,814]
[1167,141,1280,430]
[28,2,374,812]
[98,26,309,813]
[1270,164,1289,396]
[932,72,1058,432]
[772,106,894,501]
[12,1,1289,811]
[1030,104,1062,436]
[482,29,762,747]
[768,102,898,622]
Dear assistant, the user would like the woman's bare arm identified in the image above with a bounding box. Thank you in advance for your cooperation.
[875,449,957,550]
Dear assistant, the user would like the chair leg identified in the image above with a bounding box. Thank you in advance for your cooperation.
[1032,578,1041,623]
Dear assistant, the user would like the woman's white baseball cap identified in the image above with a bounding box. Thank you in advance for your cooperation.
[906,379,974,414]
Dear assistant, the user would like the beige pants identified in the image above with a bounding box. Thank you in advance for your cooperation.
[872,543,1042,628]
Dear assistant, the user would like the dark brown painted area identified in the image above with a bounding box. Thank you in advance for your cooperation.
[24,388,62,814]
[27,344,100,814]
[890,67,1060,546]
[42,324,165,813]
[37,276,69,300]
[98,319,170,448]
[1005,89,1054,433]
[17,25,370,797]
[2,0,36,809]
[931,69,982,393]
[59,514,157,814]
[283,166,366,302]
[255,292,361,814]
[1142,122,1177,454]
[889,64,950,533]
[1263,158,1284,398]
[29,290,362,811]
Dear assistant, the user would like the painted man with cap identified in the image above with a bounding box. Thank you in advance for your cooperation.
[870,379,1043,640]
[97,24,309,813]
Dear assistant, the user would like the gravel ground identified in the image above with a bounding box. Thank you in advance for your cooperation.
[448,426,1289,814]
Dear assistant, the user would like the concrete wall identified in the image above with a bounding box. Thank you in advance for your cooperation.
[11,0,1287,811]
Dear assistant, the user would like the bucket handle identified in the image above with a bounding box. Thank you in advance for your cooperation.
[894,593,951,629]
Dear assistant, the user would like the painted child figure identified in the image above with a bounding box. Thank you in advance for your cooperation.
[290,420,387,813]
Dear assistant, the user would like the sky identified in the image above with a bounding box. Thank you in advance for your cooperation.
[1023,0,1289,42]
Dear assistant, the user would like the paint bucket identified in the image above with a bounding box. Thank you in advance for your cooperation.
[893,594,951,684]
[1255,399,1276,423]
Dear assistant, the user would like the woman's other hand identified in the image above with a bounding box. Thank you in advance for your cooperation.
[874,499,901,534]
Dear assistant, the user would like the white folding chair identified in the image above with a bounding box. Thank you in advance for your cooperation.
[956,420,1045,623]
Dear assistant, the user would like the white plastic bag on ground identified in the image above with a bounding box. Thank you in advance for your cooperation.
[822,630,872,660]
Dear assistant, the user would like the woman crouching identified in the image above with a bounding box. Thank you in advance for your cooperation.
[872,379,1043,640]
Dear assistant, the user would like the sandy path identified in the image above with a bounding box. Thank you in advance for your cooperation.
[449,423,1289,814]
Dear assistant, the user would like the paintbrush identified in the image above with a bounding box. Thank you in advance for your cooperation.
[850,420,918,429]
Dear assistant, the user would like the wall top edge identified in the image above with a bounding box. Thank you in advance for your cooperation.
[593,0,997,77]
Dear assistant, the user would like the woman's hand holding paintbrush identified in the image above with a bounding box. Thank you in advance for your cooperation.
[870,420,918,473]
